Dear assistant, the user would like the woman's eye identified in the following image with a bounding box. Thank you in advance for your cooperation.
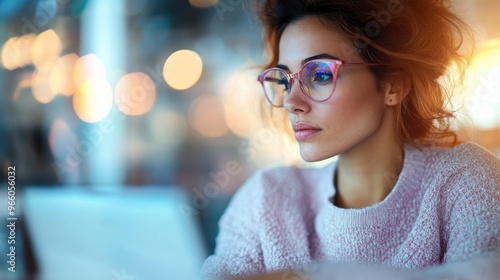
[277,78,291,92]
[312,72,333,84]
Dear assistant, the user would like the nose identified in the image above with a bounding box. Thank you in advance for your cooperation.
[283,79,311,114]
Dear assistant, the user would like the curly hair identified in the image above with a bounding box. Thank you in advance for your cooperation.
[257,0,474,147]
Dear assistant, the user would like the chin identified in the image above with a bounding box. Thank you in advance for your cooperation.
[298,144,337,162]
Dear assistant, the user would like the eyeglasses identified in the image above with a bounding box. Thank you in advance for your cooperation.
[257,59,377,107]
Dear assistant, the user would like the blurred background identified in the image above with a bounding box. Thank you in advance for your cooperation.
[0,0,498,279]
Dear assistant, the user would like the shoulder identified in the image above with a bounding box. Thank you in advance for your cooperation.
[425,142,500,186]
[423,143,500,262]
[419,142,499,231]
[411,142,499,225]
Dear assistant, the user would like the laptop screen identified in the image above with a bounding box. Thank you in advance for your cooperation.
[23,186,207,280]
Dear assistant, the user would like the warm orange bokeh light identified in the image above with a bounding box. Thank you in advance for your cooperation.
[459,37,500,130]
[471,40,500,79]
[1,34,37,70]
[50,53,79,96]
[223,70,263,138]
[189,94,228,138]
[32,29,62,72]
[16,34,36,68]
[114,72,156,116]
[1,37,18,70]
[73,54,106,89]
[32,69,57,104]
[163,50,203,90]
[73,78,113,123]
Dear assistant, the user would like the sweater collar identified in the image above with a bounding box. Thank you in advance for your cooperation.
[316,144,429,226]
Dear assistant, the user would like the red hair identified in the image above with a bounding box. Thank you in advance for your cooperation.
[257,0,473,147]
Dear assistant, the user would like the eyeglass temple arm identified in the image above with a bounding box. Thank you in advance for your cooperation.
[343,62,379,66]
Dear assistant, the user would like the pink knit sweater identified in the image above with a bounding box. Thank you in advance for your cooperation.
[201,142,500,279]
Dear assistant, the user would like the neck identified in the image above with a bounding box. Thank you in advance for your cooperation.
[335,108,404,209]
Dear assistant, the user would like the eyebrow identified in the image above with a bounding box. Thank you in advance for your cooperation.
[276,53,341,71]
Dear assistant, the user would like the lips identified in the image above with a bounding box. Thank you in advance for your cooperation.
[292,122,322,141]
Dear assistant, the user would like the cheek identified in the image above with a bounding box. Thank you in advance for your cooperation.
[324,76,385,123]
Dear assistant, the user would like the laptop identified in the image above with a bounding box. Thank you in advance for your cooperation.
[22,186,207,280]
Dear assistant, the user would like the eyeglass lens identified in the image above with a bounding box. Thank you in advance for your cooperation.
[262,61,336,106]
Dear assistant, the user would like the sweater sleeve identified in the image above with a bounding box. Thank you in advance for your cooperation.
[442,144,500,264]
[200,171,266,279]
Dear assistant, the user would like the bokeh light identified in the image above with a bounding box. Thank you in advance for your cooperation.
[463,37,500,129]
[1,34,38,70]
[114,72,156,116]
[73,54,107,89]
[32,29,62,72]
[188,94,228,138]
[163,49,203,90]
[73,78,113,123]
[189,0,218,8]
[32,69,57,104]
[472,38,500,71]
[252,132,303,166]
[223,70,263,138]
[16,34,36,68]
[50,53,79,96]
[1,37,18,70]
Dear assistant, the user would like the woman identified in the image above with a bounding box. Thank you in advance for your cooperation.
[201,0,500,279]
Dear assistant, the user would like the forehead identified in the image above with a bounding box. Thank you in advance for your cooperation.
[278,16,360,67]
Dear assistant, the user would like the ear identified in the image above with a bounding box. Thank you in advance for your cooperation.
[383,74,411,106]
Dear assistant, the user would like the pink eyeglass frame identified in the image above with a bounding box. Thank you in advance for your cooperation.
[257,59,378,107]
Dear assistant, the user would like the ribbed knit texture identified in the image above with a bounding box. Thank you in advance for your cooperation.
[201,142,500,279]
